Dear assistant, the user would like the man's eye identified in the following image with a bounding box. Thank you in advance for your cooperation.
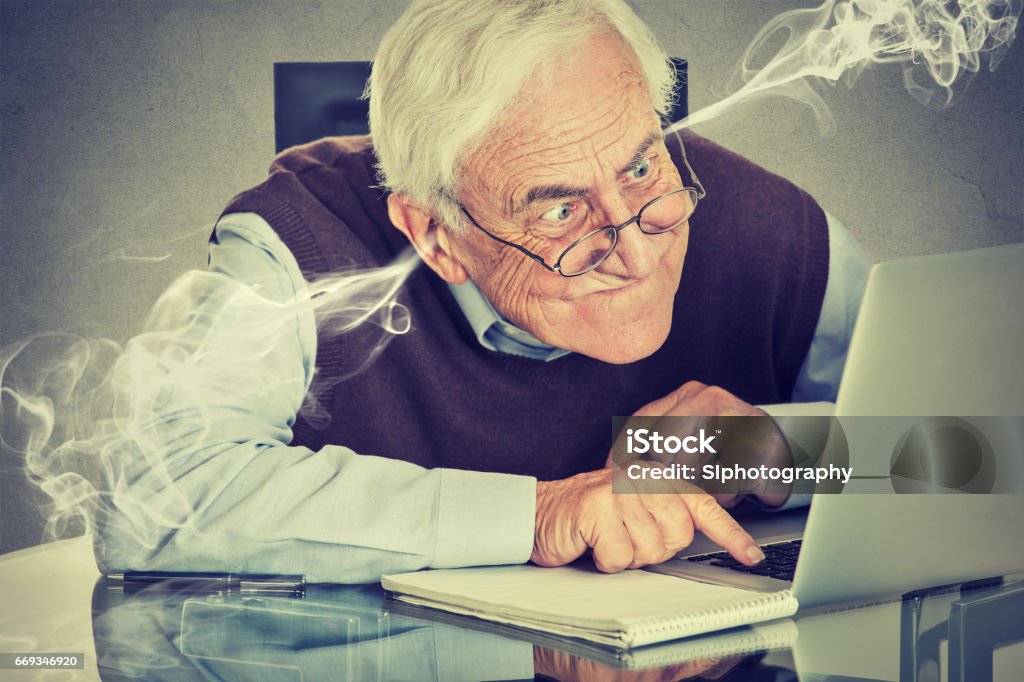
[541,203,574,222]
[627,157,653,181]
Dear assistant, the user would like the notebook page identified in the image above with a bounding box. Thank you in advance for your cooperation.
[383,564,797,647]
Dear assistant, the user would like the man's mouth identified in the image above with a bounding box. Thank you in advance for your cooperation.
[594,277,644,296]
[565,274,651,303]
[558,270,655,302]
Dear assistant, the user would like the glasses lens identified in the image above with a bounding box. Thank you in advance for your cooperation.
[638,188,698,234]
[559,227,617,276]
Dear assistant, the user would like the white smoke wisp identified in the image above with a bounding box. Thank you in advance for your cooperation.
[295,250,417,428]
[668,0,1022,133]
[0,247,420,550]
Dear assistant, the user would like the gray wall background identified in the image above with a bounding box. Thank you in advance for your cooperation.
[2,0,1022,554]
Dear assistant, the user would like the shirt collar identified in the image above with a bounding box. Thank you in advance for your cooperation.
[447,279,571,362]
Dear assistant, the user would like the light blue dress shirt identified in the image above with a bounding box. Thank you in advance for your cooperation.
[97,209,868,584]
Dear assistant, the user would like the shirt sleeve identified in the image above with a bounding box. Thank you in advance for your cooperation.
[93,212,536,584]
[790,213,872,403]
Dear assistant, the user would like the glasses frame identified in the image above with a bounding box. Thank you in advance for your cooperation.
[458,126,706,278]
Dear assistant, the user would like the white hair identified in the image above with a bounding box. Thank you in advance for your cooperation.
[366,0,677,233]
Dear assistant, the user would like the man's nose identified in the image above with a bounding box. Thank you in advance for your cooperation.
[597,194,659,278]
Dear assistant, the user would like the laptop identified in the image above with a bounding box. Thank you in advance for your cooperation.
[648,242,1024,607]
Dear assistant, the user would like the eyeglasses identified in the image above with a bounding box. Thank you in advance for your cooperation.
[458,130,706,278]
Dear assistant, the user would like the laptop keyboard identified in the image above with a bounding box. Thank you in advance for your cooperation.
[685,539,802,582]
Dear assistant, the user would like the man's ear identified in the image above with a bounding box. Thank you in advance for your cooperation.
[387,194,468,284]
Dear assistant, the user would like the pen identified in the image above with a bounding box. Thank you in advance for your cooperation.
[105,571,306,597]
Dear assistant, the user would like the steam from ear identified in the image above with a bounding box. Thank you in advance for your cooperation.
[667,0,1022,133]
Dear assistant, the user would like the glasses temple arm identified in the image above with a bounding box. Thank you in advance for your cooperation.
[459,206,559,273]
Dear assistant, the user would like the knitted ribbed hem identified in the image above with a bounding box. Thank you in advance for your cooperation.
[223,180,329,276]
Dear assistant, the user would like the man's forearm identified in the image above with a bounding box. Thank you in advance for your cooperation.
[95,437,535,583]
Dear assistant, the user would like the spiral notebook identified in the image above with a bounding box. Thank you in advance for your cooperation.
[381,564,798,649]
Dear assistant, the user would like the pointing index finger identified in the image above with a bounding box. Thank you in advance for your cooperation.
[679,492,765,565]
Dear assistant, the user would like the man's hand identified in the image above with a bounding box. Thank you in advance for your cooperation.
[531,468,765,572]
[629,380,767,420]
[530,380,795,574]
[606,380,792,508]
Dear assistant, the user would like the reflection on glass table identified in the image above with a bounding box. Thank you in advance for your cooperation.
[90,574,1023,681]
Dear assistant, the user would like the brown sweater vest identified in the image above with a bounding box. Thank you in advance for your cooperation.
[222,133,828,480]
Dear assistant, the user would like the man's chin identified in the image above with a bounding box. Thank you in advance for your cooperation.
[579,322,672,365]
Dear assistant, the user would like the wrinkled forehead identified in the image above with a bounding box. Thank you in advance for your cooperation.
[461,32,662,208]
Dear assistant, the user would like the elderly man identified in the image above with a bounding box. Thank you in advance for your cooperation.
[96,0,868,583]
